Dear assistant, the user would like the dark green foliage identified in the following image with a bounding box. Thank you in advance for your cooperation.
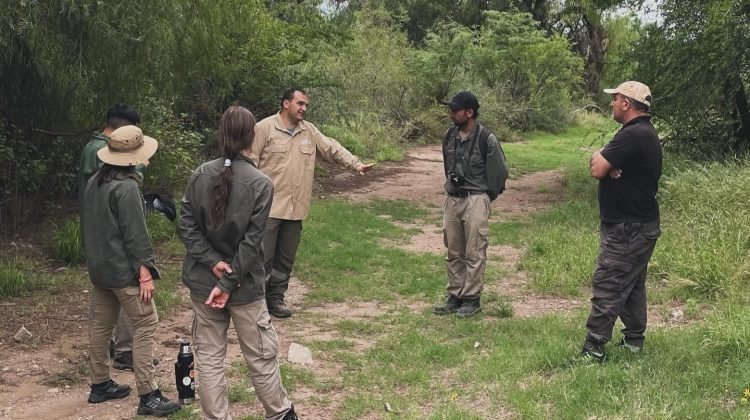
[631,0,750,157]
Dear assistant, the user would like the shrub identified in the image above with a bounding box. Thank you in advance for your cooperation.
[146,210,178,244]
[50,217,85,264]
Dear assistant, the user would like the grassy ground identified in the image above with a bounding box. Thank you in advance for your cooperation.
[4,115,750,418]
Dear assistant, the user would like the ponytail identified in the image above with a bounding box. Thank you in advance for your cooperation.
[210,158,233,230]
[209,105,256,231]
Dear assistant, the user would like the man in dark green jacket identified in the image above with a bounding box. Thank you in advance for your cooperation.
[434,91,508,317]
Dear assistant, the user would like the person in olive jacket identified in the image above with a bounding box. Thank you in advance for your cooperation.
[179,106,297,420]
[81,125,181,417]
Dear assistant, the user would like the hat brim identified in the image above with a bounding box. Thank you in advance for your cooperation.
[97,135,158,167]
[603,88,618,94]
[441,100,463,110]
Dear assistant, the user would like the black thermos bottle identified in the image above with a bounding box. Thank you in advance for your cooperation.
[175,342,195,404]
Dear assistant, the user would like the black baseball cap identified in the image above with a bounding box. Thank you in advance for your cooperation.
[442,91,479,111]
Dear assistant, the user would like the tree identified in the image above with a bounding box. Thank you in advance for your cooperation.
[631,0,750,157]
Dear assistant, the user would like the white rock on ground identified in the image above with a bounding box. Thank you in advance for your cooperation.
[13,326,32,343]
[287,342,314,365]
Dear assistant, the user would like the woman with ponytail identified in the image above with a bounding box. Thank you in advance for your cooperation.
[179,106,297,420]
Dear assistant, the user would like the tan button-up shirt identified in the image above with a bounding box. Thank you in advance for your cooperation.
[251,113,362,220]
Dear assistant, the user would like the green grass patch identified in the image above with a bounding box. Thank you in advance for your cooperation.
[489,220,527,246]
[503,116,615,175]
[518,158,750,301]
[296,199,445,303]
[0,258,47,297]
[327,307,750,419]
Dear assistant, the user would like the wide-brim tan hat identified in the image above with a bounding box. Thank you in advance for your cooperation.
[97,125,158,166]
[603,81,652,107]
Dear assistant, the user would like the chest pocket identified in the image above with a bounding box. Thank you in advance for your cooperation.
[299,143,315,164]
[269,137,291,153]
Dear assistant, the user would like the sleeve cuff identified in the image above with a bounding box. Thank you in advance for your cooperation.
[216,277,236,294]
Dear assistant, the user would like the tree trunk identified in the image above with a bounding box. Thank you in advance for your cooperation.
[732,79,750,153]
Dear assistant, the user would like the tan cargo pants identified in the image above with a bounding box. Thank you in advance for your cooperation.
[113,309,133,354]
[88,285,158,395]
[443,193,490,298]
[191,296,291,420]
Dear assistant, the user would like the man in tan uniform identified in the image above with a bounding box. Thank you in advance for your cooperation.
[251,88,374,318]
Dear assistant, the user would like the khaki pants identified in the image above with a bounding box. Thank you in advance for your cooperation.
[89,285,158,395]
[443,194,490,298]
[262,218,303,303]
[191,296,291,420]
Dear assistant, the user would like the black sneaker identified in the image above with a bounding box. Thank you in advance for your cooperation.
[616,338,643,353]
[456,297,482,318]
[433,294,463,315]
[282,404,299,420]
[137,389,181,417]
[580,341,606,363]
[88,379,131,404]
[268,300,293,318]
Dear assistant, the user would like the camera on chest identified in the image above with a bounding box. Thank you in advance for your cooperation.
[448,171,465,187]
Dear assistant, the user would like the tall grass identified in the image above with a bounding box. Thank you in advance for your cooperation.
[50,217,85,264]
[656,160,750,297]
[519,155,750,301]
[0,261,29,297]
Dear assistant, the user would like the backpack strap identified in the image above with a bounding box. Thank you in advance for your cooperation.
[478,125,490,162]
[478,124,507,163]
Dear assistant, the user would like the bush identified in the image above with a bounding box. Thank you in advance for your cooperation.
[146,211,178,244]
[50,217,85,264]
[140,98,205,194]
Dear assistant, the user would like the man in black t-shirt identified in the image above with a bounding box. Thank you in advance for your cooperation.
[580,81,662,362]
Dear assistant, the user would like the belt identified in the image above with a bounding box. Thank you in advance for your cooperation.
[447,190,485,198]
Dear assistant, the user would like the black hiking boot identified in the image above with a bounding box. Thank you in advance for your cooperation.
[113,351,159,371]
[433,294,463,315]
[282,404,299,420]
[268,300,293,318]
[88,379,131,404]
[456,297,482,318]
[112,351,133,371]
[137,389,181,417]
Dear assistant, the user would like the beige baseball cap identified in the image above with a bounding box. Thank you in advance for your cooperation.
[97,125,158,167]
[603,81,652,107]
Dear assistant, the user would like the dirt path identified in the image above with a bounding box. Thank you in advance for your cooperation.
[325,145,581,318]
[0,145,583,419]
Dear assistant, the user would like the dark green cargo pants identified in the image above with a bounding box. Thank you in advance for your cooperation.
[262,218,303,303]
[585,220,660,348]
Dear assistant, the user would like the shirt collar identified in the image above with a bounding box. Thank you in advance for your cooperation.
[273,112,307,135]
[93,131,110,143]
[621,115,652,130]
